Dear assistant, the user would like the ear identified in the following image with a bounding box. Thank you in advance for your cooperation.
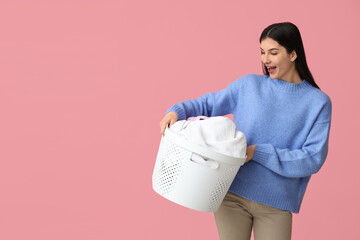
[290,50,297,62]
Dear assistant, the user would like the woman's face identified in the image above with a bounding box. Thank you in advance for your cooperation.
[260,38,299,83]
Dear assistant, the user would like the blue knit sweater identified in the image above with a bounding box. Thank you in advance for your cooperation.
[166,74,332,213]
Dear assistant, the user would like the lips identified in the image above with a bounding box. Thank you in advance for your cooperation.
[267,66,276,74]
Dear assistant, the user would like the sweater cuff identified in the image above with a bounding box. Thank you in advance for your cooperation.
[166,105,187,121]
[252,144,272,163]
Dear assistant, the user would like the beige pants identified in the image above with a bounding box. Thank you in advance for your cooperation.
[214,191,292,240]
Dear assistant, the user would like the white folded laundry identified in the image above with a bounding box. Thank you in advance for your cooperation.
[169,116,247,158]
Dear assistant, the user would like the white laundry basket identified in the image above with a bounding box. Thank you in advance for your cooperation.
[152,126,246,212]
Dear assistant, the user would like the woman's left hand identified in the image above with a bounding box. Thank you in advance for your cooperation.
[245,145,256,163]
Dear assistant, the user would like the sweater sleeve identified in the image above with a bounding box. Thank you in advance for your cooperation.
[166,79,239,120]
[252,100,332,178]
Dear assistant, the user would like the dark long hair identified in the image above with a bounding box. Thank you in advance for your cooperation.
[259,22,320,89]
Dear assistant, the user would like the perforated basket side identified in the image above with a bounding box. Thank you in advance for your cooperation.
[153,137,184,197]
[208,165,241,212]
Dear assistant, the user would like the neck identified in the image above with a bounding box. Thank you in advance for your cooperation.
[282,65,302,84]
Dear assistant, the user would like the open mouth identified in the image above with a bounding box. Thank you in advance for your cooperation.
[267,66,277,74]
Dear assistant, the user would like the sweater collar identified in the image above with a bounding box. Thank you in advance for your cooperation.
[268,76,313,93]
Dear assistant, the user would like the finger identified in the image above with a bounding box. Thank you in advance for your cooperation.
[160,127,164,135]
[169,118,177,127]
[245,151,251,163]
[160,121,166,135]
[160,120,170,135]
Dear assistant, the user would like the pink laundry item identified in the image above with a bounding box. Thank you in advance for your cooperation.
[187,116,209,121]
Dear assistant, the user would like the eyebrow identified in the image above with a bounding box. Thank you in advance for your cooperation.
[260,48,280,51]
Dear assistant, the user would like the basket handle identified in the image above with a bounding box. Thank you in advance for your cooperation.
[190,153,219,170]
[165,125,246,166]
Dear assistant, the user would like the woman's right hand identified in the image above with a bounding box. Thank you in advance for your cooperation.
[160,111,178,135]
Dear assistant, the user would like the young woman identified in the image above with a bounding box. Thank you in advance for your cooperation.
[159,22,332,240]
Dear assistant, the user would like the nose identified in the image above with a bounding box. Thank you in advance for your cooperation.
[262,53,270,65]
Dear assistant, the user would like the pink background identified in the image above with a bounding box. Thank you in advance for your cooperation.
[0,0,359,239]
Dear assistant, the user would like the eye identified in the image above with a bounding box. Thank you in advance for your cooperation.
[261,51,265,55]
[271,52,278,56]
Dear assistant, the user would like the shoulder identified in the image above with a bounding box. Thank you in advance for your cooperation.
[224,74,269,96]
[236,74,266,81]
[305,83,332,106]
[233,74,267,86]
[304,84,332,122]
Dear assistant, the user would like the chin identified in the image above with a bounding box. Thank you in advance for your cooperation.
[269,74,277,79]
